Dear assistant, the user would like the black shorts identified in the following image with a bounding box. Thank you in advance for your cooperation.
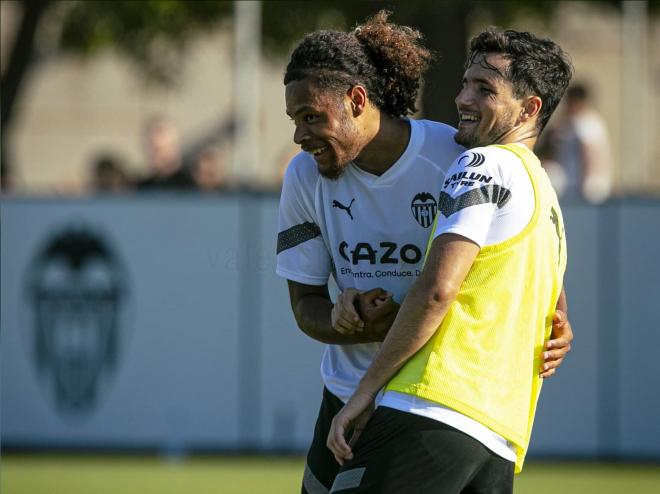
[302,387,345,494]
[330,406,514,494]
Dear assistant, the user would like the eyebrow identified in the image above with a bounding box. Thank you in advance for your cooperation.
[464,75,498,86]
[286,105,315,118]
[475,76,496,85]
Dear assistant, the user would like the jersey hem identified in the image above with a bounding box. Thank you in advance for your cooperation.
[385,383,527,472]
[275,266,328,286]
[379,391,517,462]
[434,225,486,248]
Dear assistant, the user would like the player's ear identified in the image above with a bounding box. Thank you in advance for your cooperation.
[518,96,542,124]
[347,85,367,117]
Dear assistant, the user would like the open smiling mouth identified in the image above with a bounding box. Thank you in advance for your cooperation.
[458,113,479,127]
[308,146,329,157]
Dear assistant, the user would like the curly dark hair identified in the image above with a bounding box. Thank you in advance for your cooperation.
[467,29,573,131]
[284,11,432,117]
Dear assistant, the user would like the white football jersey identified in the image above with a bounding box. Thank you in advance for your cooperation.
[276,118,464,402]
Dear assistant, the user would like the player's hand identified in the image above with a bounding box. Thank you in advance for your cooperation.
[357,288,400,341]
[541,309,573,378]
[327,391,375,465]
[331,288,364,335]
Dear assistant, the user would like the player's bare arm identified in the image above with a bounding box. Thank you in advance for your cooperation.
[327,233,480,462]
[287,281,395,344]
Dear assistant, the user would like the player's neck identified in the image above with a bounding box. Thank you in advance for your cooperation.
[495,123,538,150]
[353,116,411,176]
[502,136,537,150]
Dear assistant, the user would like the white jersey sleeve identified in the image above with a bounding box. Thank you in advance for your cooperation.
[433,146,534,247]
[276,153,332,286]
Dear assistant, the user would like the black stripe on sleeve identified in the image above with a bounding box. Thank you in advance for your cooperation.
[438,184,512,218]
[277,222,322,254]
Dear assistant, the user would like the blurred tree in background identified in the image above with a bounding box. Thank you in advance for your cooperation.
[2,0,233,187]
[1,0,652,189]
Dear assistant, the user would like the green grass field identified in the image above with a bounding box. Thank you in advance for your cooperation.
[3,455,659,494]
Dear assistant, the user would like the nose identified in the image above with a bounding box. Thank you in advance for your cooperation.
[293,124,309,145]
[455,87,471,108]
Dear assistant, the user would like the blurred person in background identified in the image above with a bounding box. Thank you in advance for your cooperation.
[136,115,195,191]
[277,12,573,494]
[90,152,131,193]
[327,28,572,492]
[541,83,612,204]
[191,146,228,192]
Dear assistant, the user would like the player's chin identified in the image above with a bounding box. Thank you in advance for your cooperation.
[318,160,349,180]
[457,124,490,147]
[454,130,477,148]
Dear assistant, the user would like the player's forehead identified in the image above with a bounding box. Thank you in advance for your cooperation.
[464,52,510,87]
[285,78,336,116]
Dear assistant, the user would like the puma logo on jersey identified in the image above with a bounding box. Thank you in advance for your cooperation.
[333,198,355,220]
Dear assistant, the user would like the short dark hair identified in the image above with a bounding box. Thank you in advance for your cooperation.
[284,11,432,117]
[467,29,573,131]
